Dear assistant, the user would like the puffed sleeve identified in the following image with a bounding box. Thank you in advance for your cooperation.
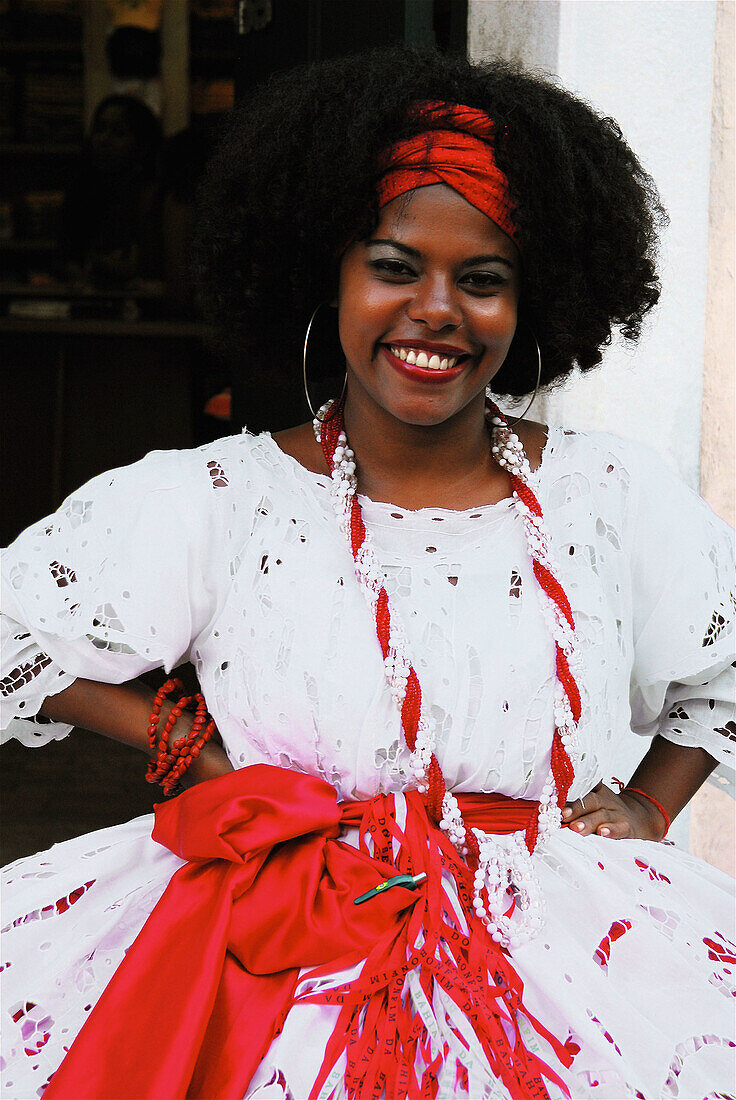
[627,441,735,791]
[0,444,230,746]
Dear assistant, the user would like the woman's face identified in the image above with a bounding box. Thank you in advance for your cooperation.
[337,183,521,428]
[90,105,137,173]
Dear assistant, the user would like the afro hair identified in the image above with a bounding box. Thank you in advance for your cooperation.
[194,46,666,411]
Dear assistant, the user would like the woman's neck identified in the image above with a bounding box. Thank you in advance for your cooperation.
[272,395,547,512]
[342,393,509,511]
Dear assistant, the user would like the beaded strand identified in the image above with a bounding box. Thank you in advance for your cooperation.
[314,398,581,946]
[146,678,218,796]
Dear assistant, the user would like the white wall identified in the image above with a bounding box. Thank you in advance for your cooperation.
[692,0,735,876]
[468,0,721,851]
[472,0,716,484]
[549,1,716,492]
[468,0,560,70]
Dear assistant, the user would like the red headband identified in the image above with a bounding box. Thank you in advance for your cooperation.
[376,101,520,249]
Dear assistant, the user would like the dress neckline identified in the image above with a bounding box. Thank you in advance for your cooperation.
[257,423,562,526]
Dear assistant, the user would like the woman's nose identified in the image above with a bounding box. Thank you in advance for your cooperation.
[406,276,462,330]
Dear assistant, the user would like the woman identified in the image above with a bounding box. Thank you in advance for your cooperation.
[2,47,734,1100]
[61,94,163,286]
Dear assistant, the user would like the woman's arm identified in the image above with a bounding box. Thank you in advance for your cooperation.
[562,734,717,840]
[39,678,234,787]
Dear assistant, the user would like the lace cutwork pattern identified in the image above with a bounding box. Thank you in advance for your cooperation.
[2,428,734,797]
[3,814,734,1100]
[1,815,181,1096]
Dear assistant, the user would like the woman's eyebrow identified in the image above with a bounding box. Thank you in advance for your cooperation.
[459,253,514,270]
[366,238,421,256]
[366,238,514,269]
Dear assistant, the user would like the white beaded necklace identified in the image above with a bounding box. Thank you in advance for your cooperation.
[313,398,581,948]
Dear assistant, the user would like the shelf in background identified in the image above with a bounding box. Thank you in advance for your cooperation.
[0,316,211,338]
[0,142,82,156]
[0,238,59,252]
[0,40,83,58]
[0,281,165,299]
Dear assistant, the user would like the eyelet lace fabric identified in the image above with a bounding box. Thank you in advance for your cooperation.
[1,427,734,1099]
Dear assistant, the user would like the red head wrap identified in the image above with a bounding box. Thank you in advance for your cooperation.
[376,100,520,249]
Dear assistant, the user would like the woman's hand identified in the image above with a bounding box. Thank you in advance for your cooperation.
[562,781,667,841]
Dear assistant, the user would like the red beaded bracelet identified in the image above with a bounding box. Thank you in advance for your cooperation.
[145,679,217,795]
[147,677,183,750]
[623,787,671,839]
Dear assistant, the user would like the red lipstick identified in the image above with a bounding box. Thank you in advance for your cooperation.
[381,345,469,383]
[385,340,472,357]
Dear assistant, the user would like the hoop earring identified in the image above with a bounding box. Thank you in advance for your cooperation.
[303,302,347,422]
[486,332,542,427]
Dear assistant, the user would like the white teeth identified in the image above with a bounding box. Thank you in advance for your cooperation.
[389,346,461,370]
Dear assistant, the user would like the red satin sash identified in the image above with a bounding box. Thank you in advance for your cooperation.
[44,766,571,1100]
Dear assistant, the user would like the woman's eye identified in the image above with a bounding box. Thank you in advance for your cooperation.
[461,272,505,291]
[371,259,415,278]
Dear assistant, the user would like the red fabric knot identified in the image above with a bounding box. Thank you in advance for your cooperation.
[376,99,521,249]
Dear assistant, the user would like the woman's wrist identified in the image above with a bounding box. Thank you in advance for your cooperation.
[624,736,717,839]
[619,789,669,841]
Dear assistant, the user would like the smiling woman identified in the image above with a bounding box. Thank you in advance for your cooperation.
[340,186,519,408]
[1,45,734,1100]
[296,185,526,511]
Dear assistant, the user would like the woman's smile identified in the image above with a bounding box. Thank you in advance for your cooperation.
[381,343,469,383]
[337,182,521,429]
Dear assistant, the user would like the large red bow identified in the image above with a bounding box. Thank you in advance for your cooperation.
[44,766,570,1100]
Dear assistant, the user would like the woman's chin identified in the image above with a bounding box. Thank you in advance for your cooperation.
[373,388,488,431]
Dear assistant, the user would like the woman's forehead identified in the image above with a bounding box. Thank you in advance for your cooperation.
[376,184,519,260]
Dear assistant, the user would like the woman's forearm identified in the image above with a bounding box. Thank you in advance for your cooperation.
[40,678,164,757]
[626,734,717,825]
[39,677,233,785]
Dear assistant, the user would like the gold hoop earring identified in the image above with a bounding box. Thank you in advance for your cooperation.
[487,333,542,427]
[303,302,347,422]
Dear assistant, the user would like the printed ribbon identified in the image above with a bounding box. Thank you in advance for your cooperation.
[43,766,572,1100]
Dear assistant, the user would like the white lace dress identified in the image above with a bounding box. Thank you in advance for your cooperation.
[1,427,734,1100]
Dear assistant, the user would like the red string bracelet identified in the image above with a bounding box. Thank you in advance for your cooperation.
[623,787,671,839]
[145,679,217,796]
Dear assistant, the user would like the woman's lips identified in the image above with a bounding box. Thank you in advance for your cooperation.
[381,345,470,383]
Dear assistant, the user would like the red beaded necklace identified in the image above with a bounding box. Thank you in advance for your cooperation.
[317,398,579,867]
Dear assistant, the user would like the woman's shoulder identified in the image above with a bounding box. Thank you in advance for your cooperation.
[544,424,681,485]
[270,422,327,475]
[199,427,330,498]
[90,430,301,498]
[543,427,733,542]
[4,431,302,556]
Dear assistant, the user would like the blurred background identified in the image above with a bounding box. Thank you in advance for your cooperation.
[1,1,733,874]
[1,0,470,551]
